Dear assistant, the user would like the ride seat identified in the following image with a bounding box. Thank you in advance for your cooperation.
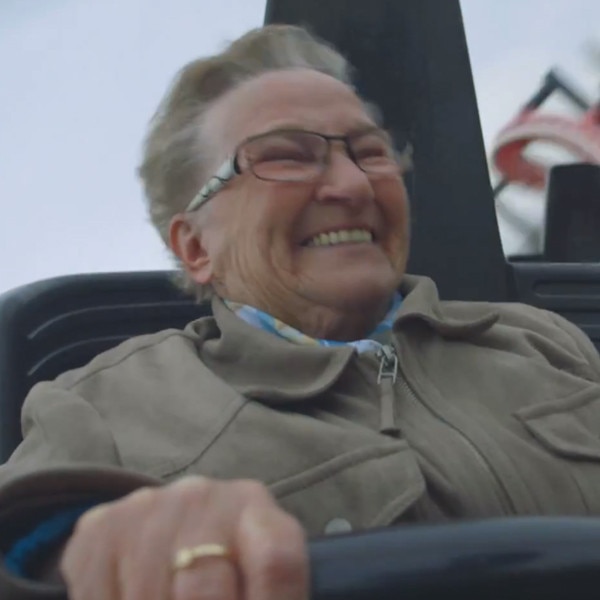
[0,272,206,463]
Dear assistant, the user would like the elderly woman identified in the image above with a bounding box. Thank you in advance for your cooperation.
[2,23,600,600]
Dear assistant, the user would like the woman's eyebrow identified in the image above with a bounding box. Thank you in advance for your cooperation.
[253,121,381,137]
[345,124,383,136]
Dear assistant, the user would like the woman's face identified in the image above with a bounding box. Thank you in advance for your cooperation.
[173,68,410,323]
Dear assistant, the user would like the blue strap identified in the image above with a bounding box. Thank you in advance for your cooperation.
[5,502,99,578]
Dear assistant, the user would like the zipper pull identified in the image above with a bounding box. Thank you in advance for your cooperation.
[376,345,400,436]
[377,344,398,384]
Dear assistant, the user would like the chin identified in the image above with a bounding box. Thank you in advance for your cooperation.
[317,277,398,312]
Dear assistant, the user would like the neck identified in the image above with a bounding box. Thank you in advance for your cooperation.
[246,295,393,341]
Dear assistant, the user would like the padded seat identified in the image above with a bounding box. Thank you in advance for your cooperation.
[0,271,207,462]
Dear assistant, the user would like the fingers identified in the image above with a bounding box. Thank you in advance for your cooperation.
[172,555,239,600]
[128,479,238,600]
[60,477,308,600]
[168,478,308,600]
[169,478,239,600]
[236,489,309,600]
[61,502,119,600]
[116,489,175,600]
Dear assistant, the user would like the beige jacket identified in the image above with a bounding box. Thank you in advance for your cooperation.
[3,274,600,543]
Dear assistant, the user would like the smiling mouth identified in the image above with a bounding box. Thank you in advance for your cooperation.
[304,228,375,247]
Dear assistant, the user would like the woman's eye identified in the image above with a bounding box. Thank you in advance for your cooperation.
[358,147,384,157]
[259,146,313,162]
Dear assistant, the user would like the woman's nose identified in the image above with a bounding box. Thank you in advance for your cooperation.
[314,151,375,207]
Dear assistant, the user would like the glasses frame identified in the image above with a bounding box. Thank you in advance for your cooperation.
[185,127,407,212]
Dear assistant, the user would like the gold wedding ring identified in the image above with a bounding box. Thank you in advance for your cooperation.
[172,543,231,571]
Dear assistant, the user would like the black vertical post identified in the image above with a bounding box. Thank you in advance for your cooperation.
[265,0,509,302]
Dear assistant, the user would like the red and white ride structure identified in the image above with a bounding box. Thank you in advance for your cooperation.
[492,70,600,195]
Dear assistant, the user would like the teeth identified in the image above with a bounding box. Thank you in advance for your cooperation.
[309,229,373,247]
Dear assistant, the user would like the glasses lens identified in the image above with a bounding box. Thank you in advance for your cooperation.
[240,131,326,182]
[350,131,402,174]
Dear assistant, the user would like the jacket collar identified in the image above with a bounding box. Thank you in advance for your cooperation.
[191,298,354,403]
[189,275,499,403]
[396,275,499,337]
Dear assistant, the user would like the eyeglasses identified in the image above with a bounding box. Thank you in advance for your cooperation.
[185,127,411,212]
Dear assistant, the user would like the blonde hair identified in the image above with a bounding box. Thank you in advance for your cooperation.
[138,25,354,299]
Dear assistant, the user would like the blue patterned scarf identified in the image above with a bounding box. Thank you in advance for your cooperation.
[225,293,402,354]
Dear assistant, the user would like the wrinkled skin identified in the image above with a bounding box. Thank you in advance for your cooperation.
[170,68,410,341]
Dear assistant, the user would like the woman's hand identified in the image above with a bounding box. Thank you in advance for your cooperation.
[60,476,308,600]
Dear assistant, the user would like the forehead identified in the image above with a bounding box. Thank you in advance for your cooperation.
[205,69,375,152]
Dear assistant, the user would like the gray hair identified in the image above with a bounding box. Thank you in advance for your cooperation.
[138,25,354,299]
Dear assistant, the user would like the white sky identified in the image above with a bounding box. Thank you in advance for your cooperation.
[1,0,599,294]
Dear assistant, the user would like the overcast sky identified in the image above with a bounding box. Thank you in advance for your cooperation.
[1,0,599,294]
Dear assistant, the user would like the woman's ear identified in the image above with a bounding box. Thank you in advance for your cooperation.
[169,214,214,285]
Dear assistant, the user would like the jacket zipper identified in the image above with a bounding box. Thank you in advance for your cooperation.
[376,345,400,435]
[387,343,516,514]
